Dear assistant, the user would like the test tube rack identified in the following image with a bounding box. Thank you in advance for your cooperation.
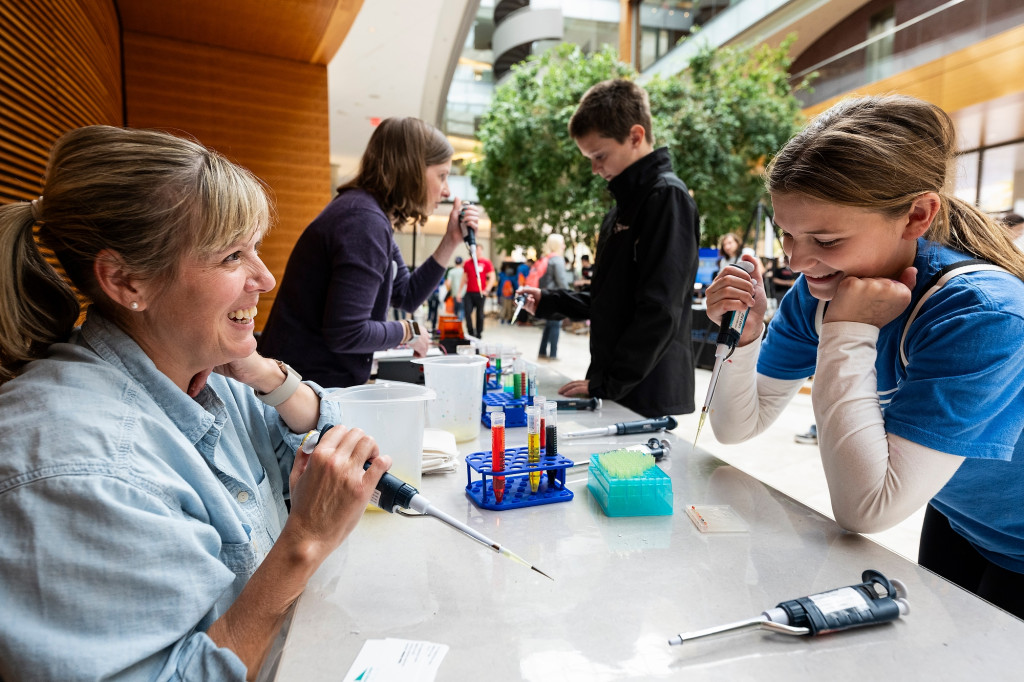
[465,446,575,510]
[481,391,530,428]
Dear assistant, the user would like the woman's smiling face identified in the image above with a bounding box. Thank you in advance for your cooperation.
[130,230,275,389]
[771,193,920,301]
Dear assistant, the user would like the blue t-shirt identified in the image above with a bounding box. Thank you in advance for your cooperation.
[760,238,1024,572]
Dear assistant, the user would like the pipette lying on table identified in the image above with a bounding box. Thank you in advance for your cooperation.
[553,396,602,411]
[563,415,678,440]
[460,202,483,294]
[693,260,756,449]
[567,438,671,467]
[301,426,553,580]
[668,569,909,646]
[509,292,528,325]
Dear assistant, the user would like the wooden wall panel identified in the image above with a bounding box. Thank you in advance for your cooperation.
[0,0,122,203]
[123,32,334,329]
[802,23,1024,119]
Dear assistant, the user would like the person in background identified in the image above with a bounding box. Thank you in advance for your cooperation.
[258,117,479,388]
[519,79,700,417]
[426,275,443,331]
[446,255,465,320]
[575,253,594,292]
[715,232,742,278]
[768,252,797,303]
[0,125,390,679]
[1005,212,1024,251]
[705,94,1024,617]
[462,252,495,338]
[514,259,533,325]
[496,263,517,324]
[536,233,572,360]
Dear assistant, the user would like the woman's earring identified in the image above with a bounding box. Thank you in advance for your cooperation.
[130,302,139,310]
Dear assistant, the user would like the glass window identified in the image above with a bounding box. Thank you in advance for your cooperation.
[954,151,979,206]
[866,6,895,83]
[978,143,1024,213]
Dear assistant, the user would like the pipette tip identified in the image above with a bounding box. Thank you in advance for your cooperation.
[693,410,708,451]
[532,565,555,581]
[496,544,554,580]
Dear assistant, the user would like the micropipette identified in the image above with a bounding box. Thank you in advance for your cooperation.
[693,260,756,449]
[553,396,602,411]
[510,292,528,324]
[460,202,483,294]
[668,569,909,646]
[563,415,678,440]
[568,438,671,467]
[301,426,552,580]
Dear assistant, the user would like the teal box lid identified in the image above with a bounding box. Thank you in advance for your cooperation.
[587,452,673,517]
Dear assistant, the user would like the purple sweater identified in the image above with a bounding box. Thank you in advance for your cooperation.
[258,189,445,387]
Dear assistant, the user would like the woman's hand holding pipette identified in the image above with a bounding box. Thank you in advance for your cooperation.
[704,255,767,347]
[286,426,391,559]
[824,267,917,328]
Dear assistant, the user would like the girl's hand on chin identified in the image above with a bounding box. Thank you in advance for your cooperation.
[825,267,917,328]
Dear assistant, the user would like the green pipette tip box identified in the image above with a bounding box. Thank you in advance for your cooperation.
[587,452,673,517]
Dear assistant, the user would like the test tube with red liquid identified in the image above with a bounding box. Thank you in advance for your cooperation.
[535,395,547,450]
[491,412,506,503]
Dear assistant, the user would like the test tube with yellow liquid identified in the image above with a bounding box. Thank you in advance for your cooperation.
[527,405,541,493]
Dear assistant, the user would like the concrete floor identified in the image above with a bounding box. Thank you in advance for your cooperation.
[471,315,925,563]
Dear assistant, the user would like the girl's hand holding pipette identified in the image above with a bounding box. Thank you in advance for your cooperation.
[704,255,767,347]
[515,286,541,315]
[824,267,917,328]
[287,426,391,558]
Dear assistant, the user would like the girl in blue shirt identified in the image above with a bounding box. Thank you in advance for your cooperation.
[705,95,1024,617]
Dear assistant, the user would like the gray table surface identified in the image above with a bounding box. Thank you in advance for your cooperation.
[273,369,1024,680]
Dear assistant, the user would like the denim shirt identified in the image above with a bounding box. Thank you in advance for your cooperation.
[0,311,341,681]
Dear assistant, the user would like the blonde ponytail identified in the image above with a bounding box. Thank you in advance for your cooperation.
[0,202,80,382]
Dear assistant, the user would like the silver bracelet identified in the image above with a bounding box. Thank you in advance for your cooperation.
[254,360,302,407]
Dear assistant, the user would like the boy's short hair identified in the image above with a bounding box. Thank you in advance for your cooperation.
[569,79,653,144]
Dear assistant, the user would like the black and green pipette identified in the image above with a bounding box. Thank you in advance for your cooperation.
[694,260,756,448]
[301,426,552,580]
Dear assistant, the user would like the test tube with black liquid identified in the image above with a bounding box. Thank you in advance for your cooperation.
[544,400,559,490]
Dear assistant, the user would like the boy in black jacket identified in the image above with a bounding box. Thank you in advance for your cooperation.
[521,79,700,417]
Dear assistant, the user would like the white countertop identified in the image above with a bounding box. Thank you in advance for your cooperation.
[272,367,1024,680]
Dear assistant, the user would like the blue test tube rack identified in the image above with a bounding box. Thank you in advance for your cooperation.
[481,391,529,428]
[465,446,575,510]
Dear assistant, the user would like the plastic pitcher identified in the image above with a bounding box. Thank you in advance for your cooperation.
[413,355,487,442]
[325,381,435,488]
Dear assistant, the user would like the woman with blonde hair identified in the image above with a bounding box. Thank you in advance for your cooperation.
[536,232,572,360]
[0,126,389,679]
[705,95,1024,616]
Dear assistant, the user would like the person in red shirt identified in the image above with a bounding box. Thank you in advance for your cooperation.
[462,255,495,337]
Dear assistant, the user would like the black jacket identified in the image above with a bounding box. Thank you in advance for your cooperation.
[537,148,700,416]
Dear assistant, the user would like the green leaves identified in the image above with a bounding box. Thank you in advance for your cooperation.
[468,38,811,251]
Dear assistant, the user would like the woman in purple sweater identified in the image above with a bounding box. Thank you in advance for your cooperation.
[259,118,477,387]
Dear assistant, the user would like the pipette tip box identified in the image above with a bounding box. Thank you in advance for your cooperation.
[587,452,673,517]
[465,446,574,510]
